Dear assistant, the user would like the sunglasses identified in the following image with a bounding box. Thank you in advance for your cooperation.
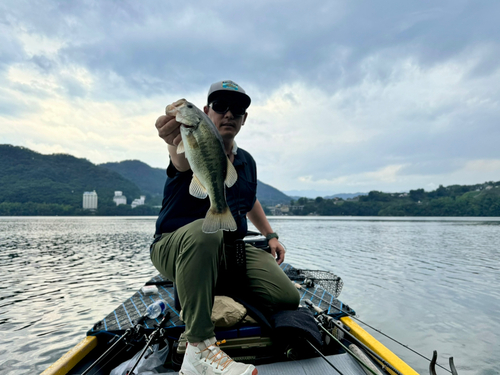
[209,101,247,117]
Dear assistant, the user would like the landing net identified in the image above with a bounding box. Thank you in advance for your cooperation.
[284,268,344,298]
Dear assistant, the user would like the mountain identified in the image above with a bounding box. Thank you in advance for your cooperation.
[256,180,292,206]
[0,144,290,209]
[3,144,499,216]
[101,160,291,206]
[100,160,166,198]
[0,144,142,206]
[324,193,367,200]
[283,189,335,198]
[284,190,367,200]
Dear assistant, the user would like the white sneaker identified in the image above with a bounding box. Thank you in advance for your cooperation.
[179,337,258,375]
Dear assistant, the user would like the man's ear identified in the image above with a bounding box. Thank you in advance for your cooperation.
[203,105,209,114]
[242,112,248,125]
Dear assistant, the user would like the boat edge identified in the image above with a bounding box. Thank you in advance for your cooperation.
[40,336,98,375]
[340,316,419,375]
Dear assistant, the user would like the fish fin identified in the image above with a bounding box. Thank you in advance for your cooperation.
[189,174,208,199]
[202,207,237,233]
[225,158,238,188]
[176,140,185,154]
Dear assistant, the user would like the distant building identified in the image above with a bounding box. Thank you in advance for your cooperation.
[131,195,146,208]
[113,191,127,206]
[270,204,291,215]
[83,191,98,210]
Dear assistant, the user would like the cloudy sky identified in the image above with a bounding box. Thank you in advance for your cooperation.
[1,0,500,196]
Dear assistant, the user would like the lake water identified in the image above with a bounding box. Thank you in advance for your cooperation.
[0,216,499,375]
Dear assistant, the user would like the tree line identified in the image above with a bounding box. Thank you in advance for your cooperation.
[0,202,161,216]
[1,145,160,216]
[3,145,500,217]
[287,182,500,216]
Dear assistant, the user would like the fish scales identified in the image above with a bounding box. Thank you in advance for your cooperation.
[188,125,226,212]
[166,99,238,233]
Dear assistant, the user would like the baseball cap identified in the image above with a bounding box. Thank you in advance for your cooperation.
[207,80,251,109]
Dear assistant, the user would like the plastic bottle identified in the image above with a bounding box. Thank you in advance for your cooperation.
[145,299,167,319]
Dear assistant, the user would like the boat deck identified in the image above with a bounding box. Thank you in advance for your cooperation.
[44,262,421,375]
[88,263,354,337]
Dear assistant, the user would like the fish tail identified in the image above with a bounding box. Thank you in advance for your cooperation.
[202,207,237,233]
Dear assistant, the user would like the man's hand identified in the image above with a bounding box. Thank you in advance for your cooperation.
[268,238,285,265]
[155,99,192,172]
[155,114,182,146]
[156,99,188,146]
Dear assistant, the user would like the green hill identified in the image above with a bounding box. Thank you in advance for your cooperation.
[100,160,166,205]
[0,144,291,215]
[256,180,291,206]
[0,144,142,208]
[101,160,292,207]
[100,160,166,197]
[291,183,500,216]
[8,144,496,217]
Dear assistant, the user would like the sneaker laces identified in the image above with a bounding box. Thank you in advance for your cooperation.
[198,340,233,371]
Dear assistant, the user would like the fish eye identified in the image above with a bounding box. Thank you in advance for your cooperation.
[187,104,193,108]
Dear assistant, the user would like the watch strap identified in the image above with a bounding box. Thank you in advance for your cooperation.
[265,232,279,241]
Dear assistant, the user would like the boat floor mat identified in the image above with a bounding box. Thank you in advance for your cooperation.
[163,353,365,375]
[255,353,365,375]
[88,263,355,336]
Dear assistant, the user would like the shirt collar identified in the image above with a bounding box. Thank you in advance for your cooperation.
[232,143,248,167]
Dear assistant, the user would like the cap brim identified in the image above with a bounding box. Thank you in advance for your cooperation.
[208,91,251,109]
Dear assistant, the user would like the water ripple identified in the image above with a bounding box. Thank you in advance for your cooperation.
[1,216,499,375]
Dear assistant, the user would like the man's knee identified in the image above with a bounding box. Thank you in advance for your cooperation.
[278,285,301,310]
[181,221,224,260]
[186,230,223,252]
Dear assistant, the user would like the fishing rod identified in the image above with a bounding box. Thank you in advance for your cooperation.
[126,312,171,375]
[300,302,381,375]
[303,299,401,375]
[303,338,346,375]
[81,325,145,375]
[295,282,454,374]
[88,312,171,375]
[81,300,169,375]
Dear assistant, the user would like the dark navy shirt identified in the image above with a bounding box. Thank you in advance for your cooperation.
[155,147,257,240]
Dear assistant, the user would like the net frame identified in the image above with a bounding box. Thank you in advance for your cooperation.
[284,268,344,298]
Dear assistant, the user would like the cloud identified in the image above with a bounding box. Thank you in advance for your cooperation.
[242,52,500,192]
[5,1,500,96]
[1,0,500,194]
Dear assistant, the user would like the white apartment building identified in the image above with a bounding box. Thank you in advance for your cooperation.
[83,191,98,210]
[113,191,127,206]
[131,195,146,208]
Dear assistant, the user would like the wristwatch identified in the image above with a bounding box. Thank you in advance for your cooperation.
[265,232,279,241]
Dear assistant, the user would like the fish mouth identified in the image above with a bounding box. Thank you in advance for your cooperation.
[181,124,195,129]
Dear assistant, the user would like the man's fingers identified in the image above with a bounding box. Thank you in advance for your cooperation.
[173,134,182,146]
[156,115,182,146]
[276,249,285,265]
[155,115,174,129]
[269,243,285,265]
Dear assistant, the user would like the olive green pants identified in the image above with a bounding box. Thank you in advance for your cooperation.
[150,219,300,342]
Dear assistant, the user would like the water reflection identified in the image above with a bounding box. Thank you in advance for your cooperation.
[0,216,499,374]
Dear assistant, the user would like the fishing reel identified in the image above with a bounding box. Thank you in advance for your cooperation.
[314,313,345,346]
[303,277,315,288]
[303,300,347,347]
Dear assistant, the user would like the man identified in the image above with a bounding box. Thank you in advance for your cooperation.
[151,80,300,375]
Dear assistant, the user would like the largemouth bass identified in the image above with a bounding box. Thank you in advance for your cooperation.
[166,99,238,233]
